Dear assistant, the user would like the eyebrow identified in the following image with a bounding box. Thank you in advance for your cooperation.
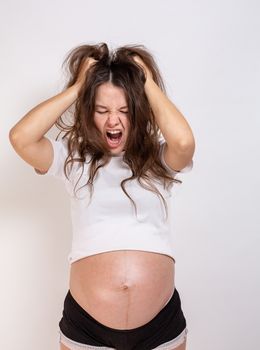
[95,104,128,109]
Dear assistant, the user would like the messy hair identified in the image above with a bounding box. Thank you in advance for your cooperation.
[54,42,182,220]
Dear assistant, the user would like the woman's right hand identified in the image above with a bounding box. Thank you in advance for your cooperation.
[75,57,98,89]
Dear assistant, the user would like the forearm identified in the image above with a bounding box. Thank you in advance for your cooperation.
[144,78,195,150]
[9,83,80,147]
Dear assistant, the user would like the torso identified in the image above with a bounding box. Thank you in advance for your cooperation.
[69,250,175,330]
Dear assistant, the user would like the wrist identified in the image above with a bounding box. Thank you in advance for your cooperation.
[144,75,155,90]
[71,82,83,97]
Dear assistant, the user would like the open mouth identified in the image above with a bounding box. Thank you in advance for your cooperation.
[106,131,123,147]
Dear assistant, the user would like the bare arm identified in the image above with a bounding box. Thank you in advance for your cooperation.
[9,84,81,173]
[133,55,195,172]
[143,77,195,172]
[9,57,96,173]
[9,84,80,146]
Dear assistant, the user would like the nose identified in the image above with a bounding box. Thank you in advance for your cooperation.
[107,111,121,126]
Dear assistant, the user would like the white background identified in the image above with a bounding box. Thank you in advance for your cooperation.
[1,0,259,349]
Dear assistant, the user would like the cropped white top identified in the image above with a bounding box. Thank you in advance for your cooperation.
[35,135,193,264]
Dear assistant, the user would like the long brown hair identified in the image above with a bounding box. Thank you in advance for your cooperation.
[55,42,182,220]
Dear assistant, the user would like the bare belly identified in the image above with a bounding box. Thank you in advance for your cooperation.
[69,250,175,330]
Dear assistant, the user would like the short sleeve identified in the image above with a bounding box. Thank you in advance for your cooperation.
[34,135,69,180]
[159,138,193,177]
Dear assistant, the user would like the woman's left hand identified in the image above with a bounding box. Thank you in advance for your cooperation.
[132,55,153,82]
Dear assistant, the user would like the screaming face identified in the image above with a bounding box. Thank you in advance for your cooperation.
[94,82,130,155]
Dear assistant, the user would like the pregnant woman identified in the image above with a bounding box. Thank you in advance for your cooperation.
[9,43,195,350]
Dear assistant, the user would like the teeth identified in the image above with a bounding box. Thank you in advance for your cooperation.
[107,130,122,135]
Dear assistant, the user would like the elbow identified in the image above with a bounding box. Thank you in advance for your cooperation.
[9,128,17,144]
[178,134,196,154]
[9,128,22,148]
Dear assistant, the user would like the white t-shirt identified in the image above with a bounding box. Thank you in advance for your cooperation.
[35,135,193,264]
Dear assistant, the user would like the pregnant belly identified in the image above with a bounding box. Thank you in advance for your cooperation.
[69,250,175,330]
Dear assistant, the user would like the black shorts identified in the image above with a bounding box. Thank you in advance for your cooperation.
[58,288,188,350]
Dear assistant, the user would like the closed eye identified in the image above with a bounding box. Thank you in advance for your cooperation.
[96,111,128,114]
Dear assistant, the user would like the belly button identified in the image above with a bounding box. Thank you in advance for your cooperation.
[120,283,130,290]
